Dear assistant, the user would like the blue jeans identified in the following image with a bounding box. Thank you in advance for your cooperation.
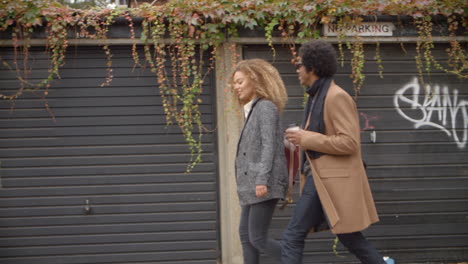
[280,175,385,264]
[239,199,282,264]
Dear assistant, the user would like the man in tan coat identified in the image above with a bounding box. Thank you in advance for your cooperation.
[282,40,386,263]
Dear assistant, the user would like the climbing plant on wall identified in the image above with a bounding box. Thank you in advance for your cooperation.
[0,0,466,171]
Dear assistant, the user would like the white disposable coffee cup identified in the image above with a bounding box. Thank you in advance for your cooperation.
[285,125,300,147]
[286,126,300,132]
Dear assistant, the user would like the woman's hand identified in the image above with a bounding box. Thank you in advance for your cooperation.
[256,185,268,198]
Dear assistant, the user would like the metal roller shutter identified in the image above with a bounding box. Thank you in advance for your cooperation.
[0,46,219,264]
[244,43,468,263]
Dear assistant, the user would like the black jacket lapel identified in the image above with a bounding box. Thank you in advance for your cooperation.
[236,98,261,156]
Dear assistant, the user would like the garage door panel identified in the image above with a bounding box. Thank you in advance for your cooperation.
[0,75,214,90]
[0,163,215,179]
[368,223,468,237]
[0,211,217,228]
[0,86,214,99]
[0,46,214,69]
[1,153,214,168]
[2,173,216,188]
[0,125,214,138]
[0,46,136,59]
[369,177,467,190]
[0,192,216,208]
[350,109,466,130]
[0,105,213,118]
[372,213,468,225]
[358,94,468,108]
[335,75,466,96]
[0,201,217,218]
[0,63,213,79]
[0,180,216,197]
[0,221,216,237]
[0,230,216,247]
[373,188,467,201]
[364,152,466,165]
[0,144,212,157]
[334,60,448,74]
[362,142,467,154]
[0,250,217,264]
[0,240,218,258]
[367,164,468,178]
[360,132,466,147]
[0,134,214,148]
[376,200,468,214]
[0,134,213,147]
[0,95,213,109]
[0,76,174,89]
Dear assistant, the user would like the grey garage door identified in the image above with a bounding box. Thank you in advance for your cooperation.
[244,44,468,263]
[0,46,219,264]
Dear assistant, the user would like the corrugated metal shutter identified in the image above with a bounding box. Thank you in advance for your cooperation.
[0,46,219,264]
[244,44,468,263]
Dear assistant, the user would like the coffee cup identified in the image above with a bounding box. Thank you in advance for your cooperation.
[286,123,300,132]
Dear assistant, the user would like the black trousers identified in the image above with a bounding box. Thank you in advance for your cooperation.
[239,198,281,264]
[280,175,386,264]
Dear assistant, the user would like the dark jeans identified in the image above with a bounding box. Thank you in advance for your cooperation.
[280,175,385,264]
[239,198,282,264]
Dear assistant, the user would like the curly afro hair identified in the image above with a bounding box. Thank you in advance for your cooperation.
[299,40,337,78]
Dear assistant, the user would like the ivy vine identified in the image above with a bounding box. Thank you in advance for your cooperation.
[0,0,466,171]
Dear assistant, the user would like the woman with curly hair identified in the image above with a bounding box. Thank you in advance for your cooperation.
[230,58,288,264]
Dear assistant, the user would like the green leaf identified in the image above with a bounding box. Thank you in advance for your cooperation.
[245,20,258,30]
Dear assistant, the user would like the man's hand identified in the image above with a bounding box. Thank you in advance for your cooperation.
[256,185,268,198]
[285,129,305,146]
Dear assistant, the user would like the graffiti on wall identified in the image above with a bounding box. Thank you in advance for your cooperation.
[394,77,468,149]
[360,112,379,131]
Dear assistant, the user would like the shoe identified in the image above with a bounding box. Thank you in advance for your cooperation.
[383,256,395,264]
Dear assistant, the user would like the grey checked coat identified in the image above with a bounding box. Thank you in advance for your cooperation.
[235,98,288,206]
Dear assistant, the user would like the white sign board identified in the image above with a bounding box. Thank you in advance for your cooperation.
[324,22,395,37]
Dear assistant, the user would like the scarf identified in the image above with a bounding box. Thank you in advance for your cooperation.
[302,77,332,160]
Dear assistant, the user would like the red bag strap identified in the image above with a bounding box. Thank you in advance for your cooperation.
[280,142,298,209]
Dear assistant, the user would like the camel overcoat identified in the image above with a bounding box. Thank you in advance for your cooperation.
[299,82,379,234]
